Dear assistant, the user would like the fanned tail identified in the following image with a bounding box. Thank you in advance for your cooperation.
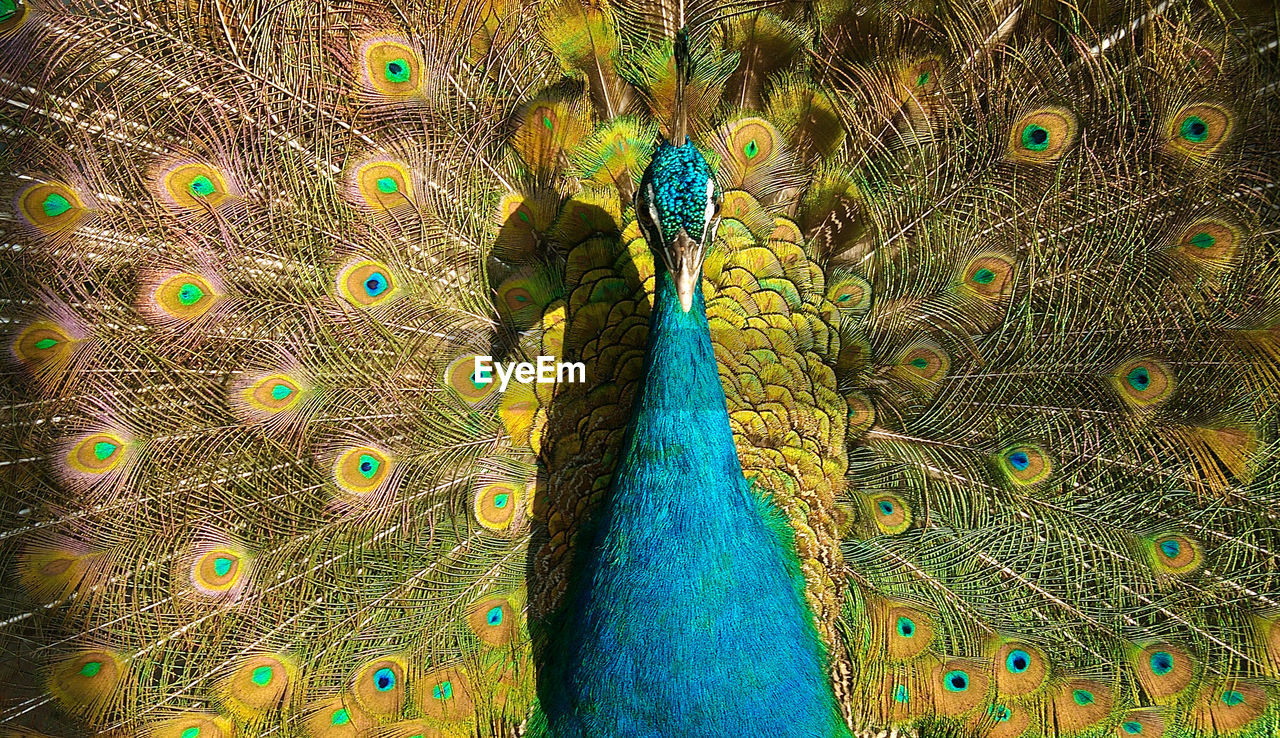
[2,1,1279,738]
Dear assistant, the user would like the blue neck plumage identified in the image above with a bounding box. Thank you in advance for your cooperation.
[621,269,738,483]
[542,266,850,736]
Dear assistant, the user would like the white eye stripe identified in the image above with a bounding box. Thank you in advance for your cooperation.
[703,179,716,223]
[644,183,662,233]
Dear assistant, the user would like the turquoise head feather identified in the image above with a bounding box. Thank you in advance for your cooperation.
[637,139,721,311]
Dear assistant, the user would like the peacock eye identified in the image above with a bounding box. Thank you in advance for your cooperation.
[162,162,230,209]
[373,667,396,691]
[0,0,22,25]
[363,40,420,94]
[1165,103,1233,158]
[1021,125,1050,150]
[1111,359,1173,408]
[153,273,219,321]
[384,59,410,83]
[333,446,393,496]
[355,160,413,210]
[18,182,85,233]
[364,272,388,298]
[1007,107,1078,163]
[996,444,1052,487]
[337,259,397,307]
[1180,116,1209,142]
[943,670,970,692]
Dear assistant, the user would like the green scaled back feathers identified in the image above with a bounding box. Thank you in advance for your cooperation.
[2,1,1279,737]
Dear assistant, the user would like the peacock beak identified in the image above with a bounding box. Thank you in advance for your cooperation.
[670,230,702,312]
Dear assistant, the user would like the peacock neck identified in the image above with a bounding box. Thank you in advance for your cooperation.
[543,267,850,736]
[622,269,740,483]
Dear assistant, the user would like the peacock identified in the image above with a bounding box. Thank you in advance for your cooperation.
[1,0,1279,736]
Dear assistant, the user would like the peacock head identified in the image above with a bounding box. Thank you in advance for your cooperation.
[636,138,722,312]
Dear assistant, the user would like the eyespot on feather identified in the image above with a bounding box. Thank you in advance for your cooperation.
[363,41,422,95]
[162,162,230,209]
[467,597,519,646]
[995,444,1052,488]
[827,274,872,312]
[518,106,564,160]
[333,446,392,496]
[352,656,406,715]
[1051,679,1114,733]
[877,666,932,721]
[715,117,789,194]
[18,182,86,233]
[0,0,30,33]
[1191,680,1267,733]
[979,702,1032,738]
[932,659,990,716]
[880,603,933,660]
[415,667,474,720]
[1132,643,1196,699]
[494,195,549,261]
[475,481,521,531]
[577,118,647,192]
[1143,533,1202,576]
[14,321,75,367]
[846,394,875,436]
[1165,103,1233,158]
[191,545,250,598]
[152,273,219,321]
[1109,359,1174,408]
[512,100,589,175]
[337,259,399,308]
[992,642,1049,696]
[1173,219,1240,267]
[895,344,949,384]
[303,697,369,737]
[48,649,125,714]
[864,492,912,535]
[497,380,542,450]
[65,432,127,475]
[960,252,1016,298]
[496,274,555,330]
[728,118,777,167]
[245,374,304,414]
[898,56,942,97]
[716,190,770,233]
[355,161,414,210]
[1008,107,1078,163]
[19,541,94,603]
[219,654,294,715]
[894,56,946,125]
[445,354,499,406]
[1115,709,1166,736]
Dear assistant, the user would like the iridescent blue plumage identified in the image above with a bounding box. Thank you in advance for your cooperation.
[641,140,716,243]
[534,144,849,737]
[635,139,721,313]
